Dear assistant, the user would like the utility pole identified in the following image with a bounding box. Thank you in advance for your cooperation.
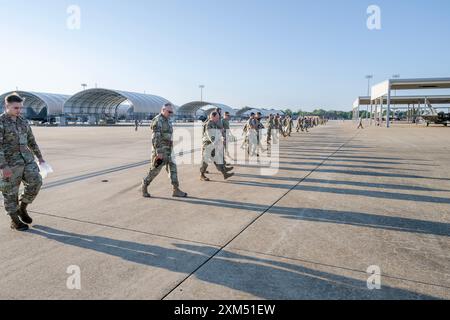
[365,75,373,96]
[199,85,205,102]
[365,75,373,121]
[390,75,400,124]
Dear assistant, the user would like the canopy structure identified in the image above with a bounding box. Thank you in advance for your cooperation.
[63,88,172,116]
[177,101,237,117]
[236,107,253,117]
[353,94,450,124]
[368,78,450,127]
[0,91,70,117]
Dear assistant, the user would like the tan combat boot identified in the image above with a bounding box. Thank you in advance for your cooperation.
[173,186,188,198]
[141,180,151,198]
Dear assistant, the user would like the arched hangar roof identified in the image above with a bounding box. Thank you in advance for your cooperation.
[64,88,172,115]
[0,91,70,115]
[178,101,237,116]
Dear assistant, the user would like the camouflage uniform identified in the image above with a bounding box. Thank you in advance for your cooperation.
[255,117,265,154]
[274,116,280,137]
[143,114,179,187]
[222,117,231,157]
[296,117,303,132]
[0,113,43,216]
[200,120,226,174]
[222,118,230,141]
[287,117,294,136]
[217,116,227,163]
[278,116,286,137]
[246,118,258,155]
[267,116,275,144]
[256,117,264,142]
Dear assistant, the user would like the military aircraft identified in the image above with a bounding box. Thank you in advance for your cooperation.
[421,99,450,126]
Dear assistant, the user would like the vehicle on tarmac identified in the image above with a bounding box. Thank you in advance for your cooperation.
[422,112,450,126]
[421,99,450,126]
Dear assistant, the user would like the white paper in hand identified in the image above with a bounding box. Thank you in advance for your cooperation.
[39,162,54,179]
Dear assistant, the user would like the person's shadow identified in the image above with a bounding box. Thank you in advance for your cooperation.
[29,225,440,300]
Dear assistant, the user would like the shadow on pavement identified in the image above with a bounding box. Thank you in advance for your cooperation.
[155,197,450,238]
[29,225,440,300]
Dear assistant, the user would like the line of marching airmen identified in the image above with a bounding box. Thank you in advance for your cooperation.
[1,94,326,231]
[141,107,333,199]
[240,112,327,151]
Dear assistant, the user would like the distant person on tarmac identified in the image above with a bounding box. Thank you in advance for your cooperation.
[267,114,275,145]
[357,117,364,129]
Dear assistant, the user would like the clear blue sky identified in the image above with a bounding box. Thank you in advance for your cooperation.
[1,0,450,111]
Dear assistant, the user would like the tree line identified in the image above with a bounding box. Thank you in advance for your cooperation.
[284,109,353,120]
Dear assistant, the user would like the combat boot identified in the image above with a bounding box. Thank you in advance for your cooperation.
[18,202,33,224]
[173,186,188,198]
[200,173,210,182]
[223,172,234,180]
[10,214,29,232]
[224,166,234,173]
[141,180,151,198]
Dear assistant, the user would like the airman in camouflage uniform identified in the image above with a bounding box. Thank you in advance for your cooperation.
[255,112,267,156]
[141,103,187,198]
[266,114,275,145]
[284,115,293,137]
[296,117,303,132]
[245,113,258,156]
[213,108,233,169]
[1,93,45,231]
[222,111,236,162]
[200,112,234,181]
[277,114,286,137]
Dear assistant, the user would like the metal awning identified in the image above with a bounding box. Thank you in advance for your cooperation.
[178,101,237,116]
[354,95,450,109]
[63,88,172,115]
[0,91,70,116]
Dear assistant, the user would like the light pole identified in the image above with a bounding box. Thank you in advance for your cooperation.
[81,83,87,91]
[391,75,401,122]
[365,75,373,96]
[365,75,373,121]
[392,74,400,96]
[199,85,205,102]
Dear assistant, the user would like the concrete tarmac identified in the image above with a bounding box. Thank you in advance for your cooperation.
[0,121,449,300]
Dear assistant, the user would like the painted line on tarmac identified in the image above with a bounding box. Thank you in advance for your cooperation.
[26,209,221,248]
[160,131,362,300]
[41,147,202,190]
[41,136,246,190]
